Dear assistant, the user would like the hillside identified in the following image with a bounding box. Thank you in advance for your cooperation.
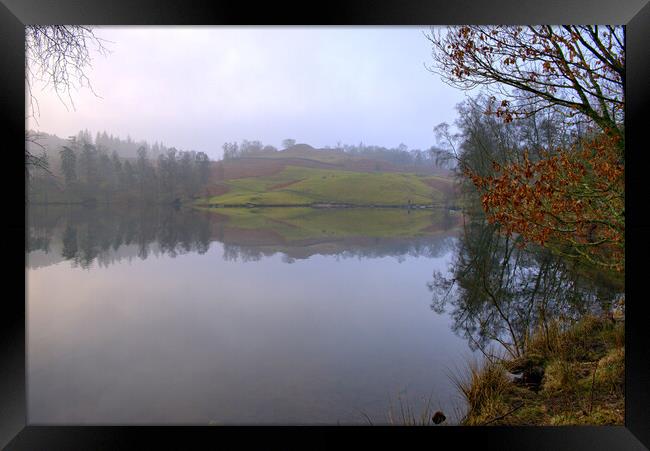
[27,134,458,207]
[202,144,457,207]
[211,143,451,180]
[201,165,456,207]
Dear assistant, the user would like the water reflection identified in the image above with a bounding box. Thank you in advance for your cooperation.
[26,205,623,424]
[428,217,623,361]
[27,205,470,424]
[27,205,461,268]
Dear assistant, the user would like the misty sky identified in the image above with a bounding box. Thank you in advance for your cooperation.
[27,26,468,160]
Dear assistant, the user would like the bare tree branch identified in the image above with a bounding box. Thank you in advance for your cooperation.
[25,25,110,170]
[425,26,624,145]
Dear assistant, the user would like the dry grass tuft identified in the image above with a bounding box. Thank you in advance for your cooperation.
[450,360,513,425]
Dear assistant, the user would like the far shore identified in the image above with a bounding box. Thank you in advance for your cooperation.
[198,202,459,210]
[28,200,461,211]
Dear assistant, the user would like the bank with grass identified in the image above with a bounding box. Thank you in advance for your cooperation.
[455,309,624,426]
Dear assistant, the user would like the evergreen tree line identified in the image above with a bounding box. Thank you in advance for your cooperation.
[29,137,212,204]
[78,128,173,160]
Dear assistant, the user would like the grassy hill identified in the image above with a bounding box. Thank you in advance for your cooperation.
[199,164,455,206]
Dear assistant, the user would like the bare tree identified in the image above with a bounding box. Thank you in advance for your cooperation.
[26,25,109,115]
[24,130,49,173]
[427,27,625,272]
[425,26,624,145]
[25,26,109,171]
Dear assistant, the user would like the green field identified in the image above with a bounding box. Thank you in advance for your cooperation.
[199,166,451,206]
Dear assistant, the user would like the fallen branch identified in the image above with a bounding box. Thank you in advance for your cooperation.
[483,402,525,425]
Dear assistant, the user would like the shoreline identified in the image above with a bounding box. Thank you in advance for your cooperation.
[28,200,461,211]
[458,312,625,426]
[198,202,456,210]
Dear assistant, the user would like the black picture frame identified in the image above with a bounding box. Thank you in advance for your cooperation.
[3,0,649,449]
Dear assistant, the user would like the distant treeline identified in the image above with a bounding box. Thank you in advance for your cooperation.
[27,130,212,204]
[77,129,176,160]
[221,139,452,168]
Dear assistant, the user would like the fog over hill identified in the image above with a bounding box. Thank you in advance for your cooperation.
[25,131,452,177]
[27,128,456,207]
[26,28,466,158]
[26,129,184,161]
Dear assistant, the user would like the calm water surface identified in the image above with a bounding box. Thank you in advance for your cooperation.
[27,206,474,424]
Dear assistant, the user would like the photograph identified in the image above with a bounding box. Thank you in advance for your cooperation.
[23,24,627,428]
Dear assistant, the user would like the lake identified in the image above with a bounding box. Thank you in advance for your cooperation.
[26,205,477,424]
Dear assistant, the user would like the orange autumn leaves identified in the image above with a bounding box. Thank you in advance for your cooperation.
[466,132,624,272]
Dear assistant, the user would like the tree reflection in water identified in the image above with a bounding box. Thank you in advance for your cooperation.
[428,217,622,361]
[27,205,460,268]
[27,205,213,269]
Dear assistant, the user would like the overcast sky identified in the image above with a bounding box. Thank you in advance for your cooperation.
[27,26,467,160]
